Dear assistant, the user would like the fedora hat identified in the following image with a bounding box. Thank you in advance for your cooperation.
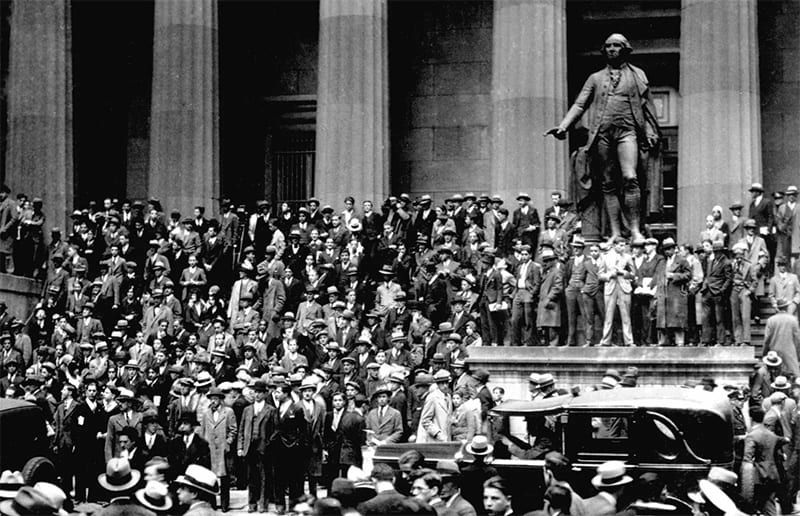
[207,387,225,399]
[763,351,783,367]
[749,182,764,192]
[371,384,392,399]
[786,185,799,196]
[413,373,433,387]
[698,479,739,514]
[433,370,451,383]
[30,484,68,516]
[591,461,633,489]
[465,435,494,456]
[436,460,460,478]
[771,375,791,391]
[0,487,60,516]
[135,481,173,512]
[0,471,24,500]
[195,371,214,388]
[116,387,135,401]
[516,192,531,201]
[97,458,141,492]
[173,464,220,496]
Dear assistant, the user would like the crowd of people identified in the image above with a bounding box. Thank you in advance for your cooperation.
[1,183,800,515]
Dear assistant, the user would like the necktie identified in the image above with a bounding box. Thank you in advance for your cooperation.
[184,436,190,447]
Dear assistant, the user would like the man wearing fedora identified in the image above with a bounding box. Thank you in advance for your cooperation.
[168,413,211,480]
[105,388,142,462]
[751,352,784,405]
[776,185,798,262]
[298,377,325,497]
[174,464,220,516]
[573,461,632,516]
[742,405,786,516]
[655,237,692,346]
[199,388,237,512]
[414,373,451,443]
[748,182,776,260]
[237,379,275,512]
[365,385,404,445]
[700,239,732,347]
[762,295,800,378]
[95,457,151,513]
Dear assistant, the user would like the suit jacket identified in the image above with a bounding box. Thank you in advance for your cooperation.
[537,262,563,327]
[701,253,732,297]
[168,433,211,476]
[445,493,476,516]
[512,260,541,303]
[237,402,276,457]
[737,235,769,265]
[365,405,403,443]
[768,272,800,308]
[141,431,169,464]
[574,493,616,516]
[183,501,217,516]
[598,250,635,295]
[76,317,104,343]
[417,388,450,443]
[54,400,80,452]
[105,411,143,461]
[338,410,365,466]
[357,489,412,516]
[743,424,782,483]
[748,196,775,230]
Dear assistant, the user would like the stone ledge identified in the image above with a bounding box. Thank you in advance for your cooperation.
[466,346,757,399]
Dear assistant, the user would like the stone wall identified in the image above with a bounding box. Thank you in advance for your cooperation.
[0,273,41,323]
[760,0,800,194]
[390,1,493,203]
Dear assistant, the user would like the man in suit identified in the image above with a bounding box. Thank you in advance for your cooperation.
[54,384,80,495]
[511,193,540,251]
[237,380,275,512]
[700,239,732,346]
[438,461,477,516]
[365,386,404,445]
[742,405,787,516]
[272,383,310,511]
[748,182,776,267]
[738,218,769,267]
[537,249,563,347]
[298,378,325,496]
[357,463,414,515]
[776,186,797,261]
[768,257,800,314]
[574,461,632,516]
[199,388,237,512]
[598,237,635,346]
[631,238,663,346]
[168,413,211,480]
[105,388,143,462]
[728,243,757,347]
[510,245,541,346]
[415,373,451,443]
[478,254,506,347]
[140,412,169,464]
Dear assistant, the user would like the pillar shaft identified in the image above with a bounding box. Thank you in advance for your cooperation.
[491,0,568,210]
[315,0,389,205]
[5,0,73,232]
[678,0,761,242]
[149,0,219,217]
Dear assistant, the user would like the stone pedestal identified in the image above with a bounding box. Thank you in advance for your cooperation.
[677,0,761,242]
[315,0,389,206]
[0,273,42,323]
[466,347,756,401]
[491,0,568,210]
[149,0,219,217]
[5,0,73,232]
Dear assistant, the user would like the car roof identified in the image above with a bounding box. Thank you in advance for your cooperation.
[492,387,730,418]
[0,398,37,413]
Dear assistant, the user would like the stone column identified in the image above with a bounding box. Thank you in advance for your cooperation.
[678,0,761,242]
[149,0,219,218]
[5,0,73,232]
[316,0,389,206]
[491,0,568,211]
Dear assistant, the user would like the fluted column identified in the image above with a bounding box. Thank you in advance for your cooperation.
[316,0,389,205]
[678,0,761,242]
[149,0,219,217]
[5,0,73,232]
[491,0,568,210]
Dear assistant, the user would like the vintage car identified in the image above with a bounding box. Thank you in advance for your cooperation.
[0,398,56,484]
[374,387,733,512]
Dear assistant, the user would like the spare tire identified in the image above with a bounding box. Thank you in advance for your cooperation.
[21,457,57,485]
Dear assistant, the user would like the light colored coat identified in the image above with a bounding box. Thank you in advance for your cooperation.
[200,405,237,476]
[417,386,451,443]
[768,272,800,309]
[763,311,800,378]
[364,405,404,444]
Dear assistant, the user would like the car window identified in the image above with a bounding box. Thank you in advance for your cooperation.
[568,413,631,461]
[638,412,682,462]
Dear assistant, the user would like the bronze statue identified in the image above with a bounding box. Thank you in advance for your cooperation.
[546,33,661,241]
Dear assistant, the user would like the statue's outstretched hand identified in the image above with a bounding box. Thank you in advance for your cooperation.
[544,127,567,140]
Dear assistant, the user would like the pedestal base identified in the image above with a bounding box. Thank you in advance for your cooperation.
[467,346,756,400]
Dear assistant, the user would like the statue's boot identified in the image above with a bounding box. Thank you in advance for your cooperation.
[605,193,622,243]
[623,178,643,241]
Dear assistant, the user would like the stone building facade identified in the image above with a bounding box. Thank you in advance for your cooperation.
[0,0,798,242]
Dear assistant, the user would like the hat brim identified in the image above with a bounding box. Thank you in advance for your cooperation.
[173,475,220,496]
[591,474,633,489]
[465,443,494,456]
[134,489,173,512]
[698,479,737,514]
[98,469,141,492]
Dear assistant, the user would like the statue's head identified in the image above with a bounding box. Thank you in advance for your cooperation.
[601,33,632,60]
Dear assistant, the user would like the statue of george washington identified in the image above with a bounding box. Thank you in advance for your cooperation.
[546,33,661,241]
